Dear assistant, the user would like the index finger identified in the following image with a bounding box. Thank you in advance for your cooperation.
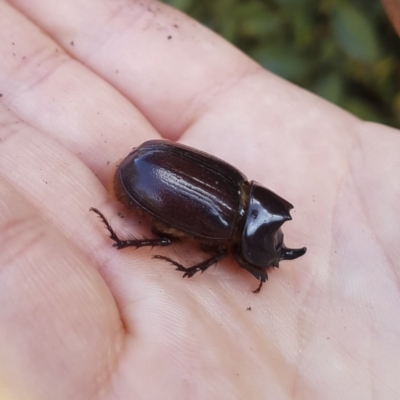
[9,0,260,139]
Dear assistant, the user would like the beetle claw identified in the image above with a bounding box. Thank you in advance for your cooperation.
[154,248,227,280]
[153,255,197,277]
[180,268,198,278]
[252,280,263,294]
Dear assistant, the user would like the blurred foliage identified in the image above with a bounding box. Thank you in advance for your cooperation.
[162,0,400,128]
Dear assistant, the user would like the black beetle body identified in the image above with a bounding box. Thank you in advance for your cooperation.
[91,140,306,292]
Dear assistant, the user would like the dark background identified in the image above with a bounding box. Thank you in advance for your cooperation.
[162,0,400,128]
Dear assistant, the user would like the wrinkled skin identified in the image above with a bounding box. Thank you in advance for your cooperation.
[0,1,399,399]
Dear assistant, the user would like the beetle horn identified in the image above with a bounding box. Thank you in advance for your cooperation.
[280,246,307,261]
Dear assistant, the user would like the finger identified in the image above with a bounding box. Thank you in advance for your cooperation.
[0,110,191,302]
[0,1,157,182]
[9,0,259,139]
[382,0,400,36]
[0,111,102,231]
[3,0,349,199]
[0,176,124,398]
[6,0,358,176]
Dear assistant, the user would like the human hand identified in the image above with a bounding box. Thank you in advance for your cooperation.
[0,1,399,399]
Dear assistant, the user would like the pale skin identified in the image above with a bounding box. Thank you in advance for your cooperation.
[0,0,399,399]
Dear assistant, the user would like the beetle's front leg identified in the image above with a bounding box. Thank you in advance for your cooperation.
[90,208,172,249]
[153,247,228,278]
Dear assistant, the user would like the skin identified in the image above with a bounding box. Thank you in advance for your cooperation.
[0,0,399,399]
[382,0,400,34]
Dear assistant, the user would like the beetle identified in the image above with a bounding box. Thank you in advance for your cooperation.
[90,140,306,293]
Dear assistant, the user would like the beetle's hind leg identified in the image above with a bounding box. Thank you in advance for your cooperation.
[153,247,228,278]
[90,208,172,249]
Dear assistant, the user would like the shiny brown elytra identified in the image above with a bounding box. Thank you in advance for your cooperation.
[91,140,306,292]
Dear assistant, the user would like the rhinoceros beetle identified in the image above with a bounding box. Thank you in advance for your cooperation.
[91,140,306,293]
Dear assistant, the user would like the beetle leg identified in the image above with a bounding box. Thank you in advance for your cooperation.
[153,247,228,278]
[252,279,266,294]
[90,208,172,249]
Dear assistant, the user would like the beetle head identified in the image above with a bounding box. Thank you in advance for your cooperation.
[238,182,306,271]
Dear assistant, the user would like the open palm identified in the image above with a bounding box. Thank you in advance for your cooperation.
[0,1,399,399]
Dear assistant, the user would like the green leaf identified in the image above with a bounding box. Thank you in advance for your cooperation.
[237,4,280,38]
[274,0,314,7]
[164,0,193,11]
[332,4,381,63]
[313,73,344,103]
[253,47,309,81]
[341,97,383,123]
